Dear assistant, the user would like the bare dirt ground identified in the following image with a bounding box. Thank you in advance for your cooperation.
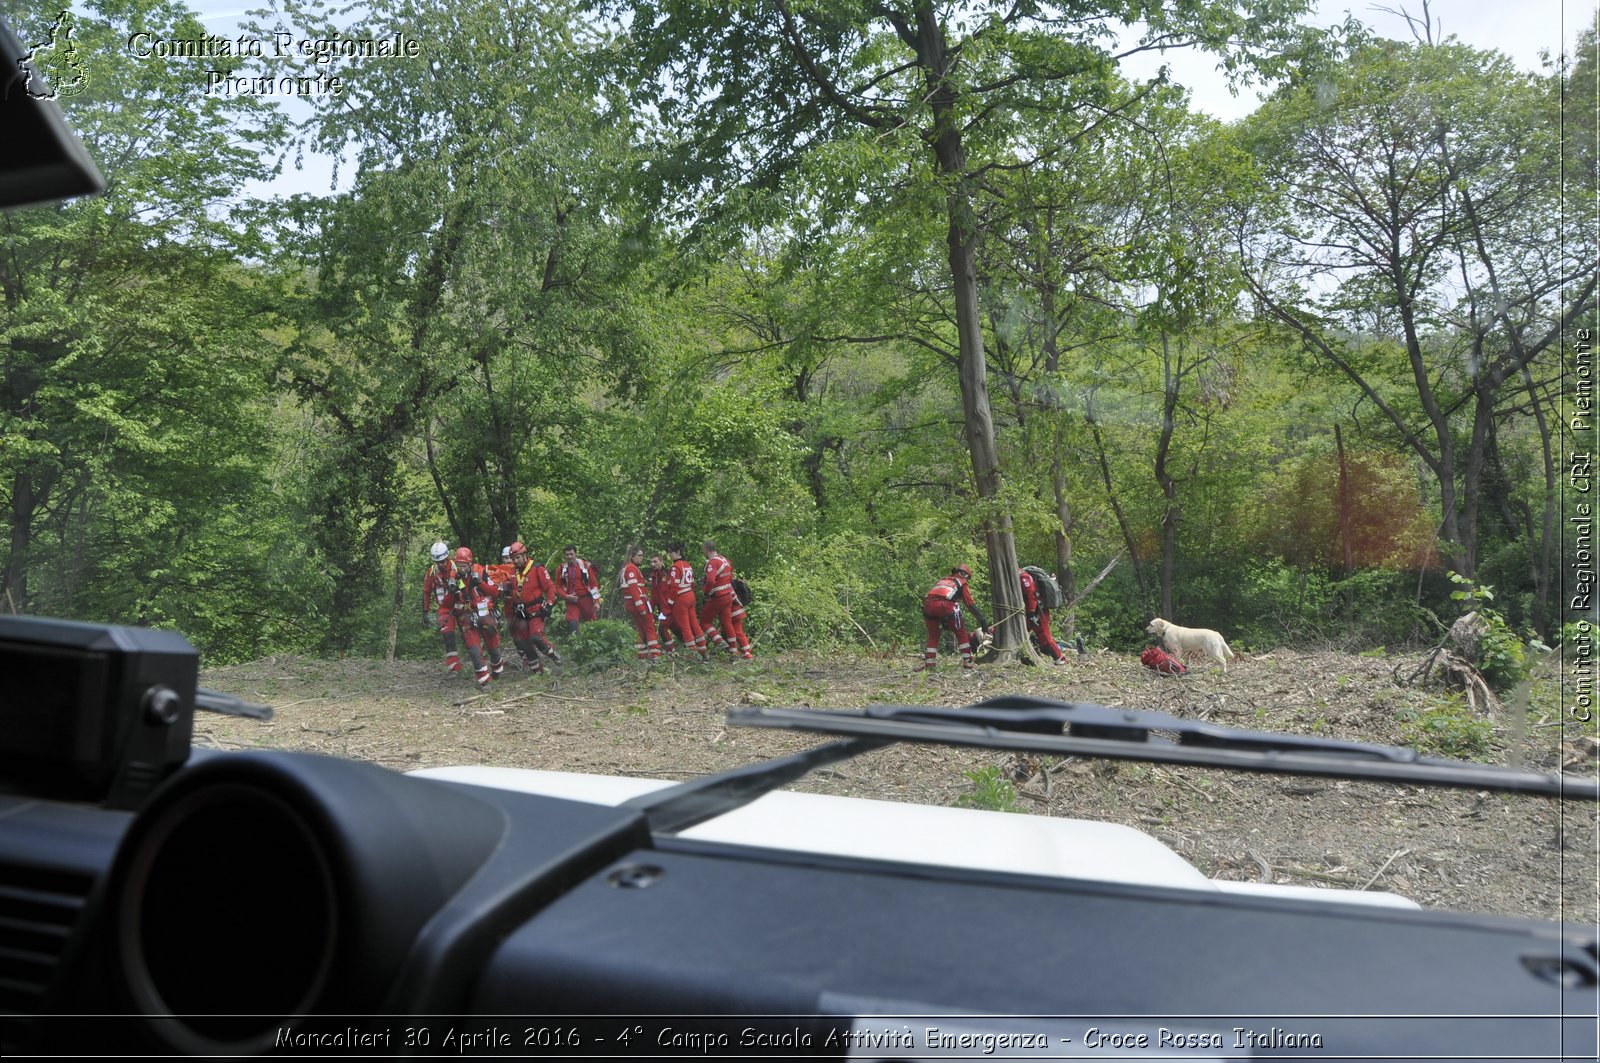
[197,643,1599,925]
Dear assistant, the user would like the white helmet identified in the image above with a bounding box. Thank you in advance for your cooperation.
[430,541,449,562]
[501,546,512,560]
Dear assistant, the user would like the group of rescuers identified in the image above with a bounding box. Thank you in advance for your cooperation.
[423,539,1069,687]
[422,539,754,686]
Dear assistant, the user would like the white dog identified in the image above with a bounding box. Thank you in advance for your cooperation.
[1146,617,1237,672]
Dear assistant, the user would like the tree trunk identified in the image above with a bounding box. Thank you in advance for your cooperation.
[3,471,40,612]
[1335,423,1355,617]
[918,1,1024,655]
[1051,416,1077,635]
[1154,334,1180,618]
[1520,364,1556,638]
[1087,409,1147,600]
[387,524,410,663]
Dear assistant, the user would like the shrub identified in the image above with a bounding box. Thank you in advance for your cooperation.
[1448,574,1530,693]
[753,526,973,651]
[1394,697,1494,760]
[562,620,638,672]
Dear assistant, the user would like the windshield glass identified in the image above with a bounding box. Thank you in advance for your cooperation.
[6,0,1595,926]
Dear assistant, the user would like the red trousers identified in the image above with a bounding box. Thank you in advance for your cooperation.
[625,605,661,659]
[447,607,504,685]
[921,599,974,666]
[1029,609,1064,661]
[699,591,752,658]
[668,596,706,654]
[563,595,599,627]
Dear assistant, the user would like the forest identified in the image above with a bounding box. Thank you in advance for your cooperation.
[3,0,1595,678]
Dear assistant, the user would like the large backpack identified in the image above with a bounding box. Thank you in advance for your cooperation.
[1141,645,1188,675]
[731,576,753,606]
[1021,565,1062,610]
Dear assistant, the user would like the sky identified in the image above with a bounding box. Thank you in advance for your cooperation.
[1122,0,1590,121]
[169,0,1593,200]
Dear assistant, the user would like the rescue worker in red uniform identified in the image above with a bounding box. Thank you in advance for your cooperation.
[699,540,753,659]
[558,544,601,635]
[664,541,709,660]
[648,553,679,654]
[421,541,464,673]
[617,544,660,664]
[445,546,505,687]
[501,541,561,669]
[919,563,989,671]
[1019,567,1066,664]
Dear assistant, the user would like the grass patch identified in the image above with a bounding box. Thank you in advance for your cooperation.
[953,764,1022,813]
[1394,696,1493,760]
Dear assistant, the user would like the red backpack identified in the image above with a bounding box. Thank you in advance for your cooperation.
[1140,645,1188,675]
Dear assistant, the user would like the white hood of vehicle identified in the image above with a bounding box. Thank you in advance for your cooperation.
[410,765,1418,909]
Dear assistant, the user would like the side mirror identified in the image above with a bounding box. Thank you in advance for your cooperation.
[0,615,195,809]
[0,14,105,209]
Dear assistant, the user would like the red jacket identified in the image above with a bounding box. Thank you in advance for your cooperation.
[503,560,554,614]
[1019,569,1040,613]
[619,562,649,613]
[648,566,672,613]
[422,561,454,616]
[702,553,735,600]
[558,557,600,604]
[667,558,697,607]
[925,574,987,629]
[926,574,977,610]
[445,563,498,624]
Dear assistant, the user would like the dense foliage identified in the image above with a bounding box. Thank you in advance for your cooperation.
[3,0,1592,666]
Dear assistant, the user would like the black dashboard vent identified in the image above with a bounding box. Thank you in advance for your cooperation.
[0,863,94,1026]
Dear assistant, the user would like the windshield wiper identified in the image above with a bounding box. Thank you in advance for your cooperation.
[621,736,892,834]
[728,696,1599,801]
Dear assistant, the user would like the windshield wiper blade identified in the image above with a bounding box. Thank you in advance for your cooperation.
[194,687,274,720]
[728,696,1599,801]
[621,736,892,834]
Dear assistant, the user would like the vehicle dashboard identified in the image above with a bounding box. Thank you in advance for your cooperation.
[4,743,1598,1060]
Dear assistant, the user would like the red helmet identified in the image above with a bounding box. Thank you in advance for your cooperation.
[454,547,474,564]
[952,564,972,579]
[509,541,526,555]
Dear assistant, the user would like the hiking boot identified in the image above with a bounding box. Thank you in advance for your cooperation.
[961,659,976,670]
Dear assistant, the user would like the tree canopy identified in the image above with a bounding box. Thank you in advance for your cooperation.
[2,0,1589,666]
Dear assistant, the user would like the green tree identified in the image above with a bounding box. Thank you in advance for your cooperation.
[1239,32,1596,609]
[607,0,1313,658]
[251,0,656,645]
[1,0,304,659]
